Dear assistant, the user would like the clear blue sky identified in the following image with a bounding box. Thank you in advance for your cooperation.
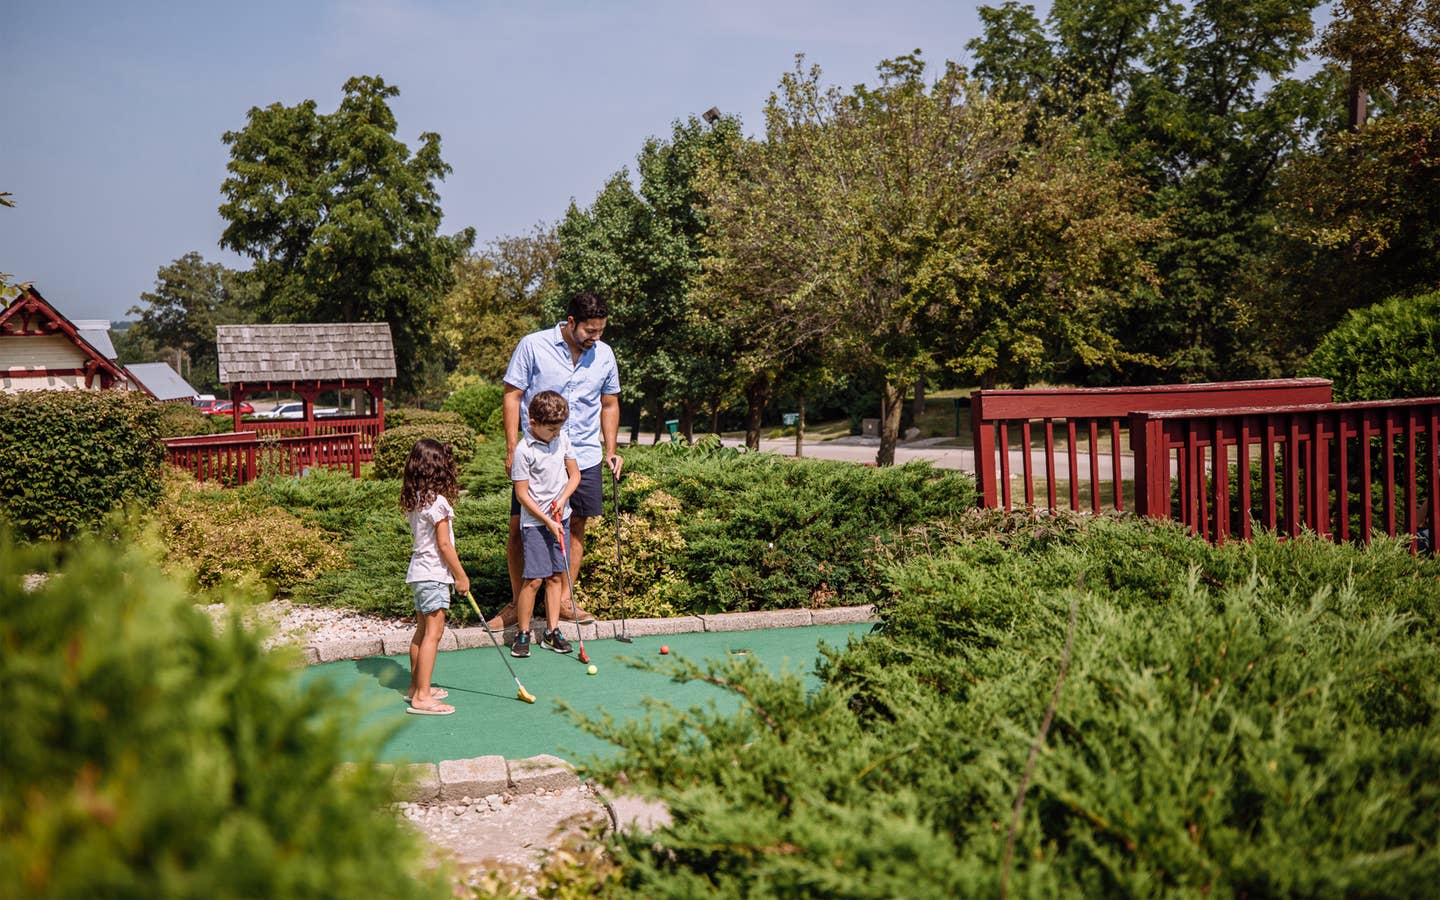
[1,0,996,323]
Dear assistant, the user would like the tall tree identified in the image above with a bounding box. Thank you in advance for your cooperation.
[553,114,746,440]
[218,76,474,396]
[124,252,251,391]
[969,0,1324,382]
[699,55,1162,463]
[1274,0,1440,346]
[440,225,558,382]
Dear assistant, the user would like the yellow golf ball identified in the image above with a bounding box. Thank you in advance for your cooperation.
[587,664,598,675]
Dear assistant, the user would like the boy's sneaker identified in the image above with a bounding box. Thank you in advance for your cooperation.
[510,631,531,658]
[540,629,573,654]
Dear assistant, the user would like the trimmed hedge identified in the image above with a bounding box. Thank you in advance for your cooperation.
[370,422,479,481]
[575,520,1440,896]
[440,380,505,438]
[0,529,448,898]
[154,402,213,438]
[0,390,164,540]
[1306,288,1440,401]
[383,407,465,429]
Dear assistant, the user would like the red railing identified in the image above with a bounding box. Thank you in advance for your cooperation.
[1132,398,1440,546]
[236,415,382,461]
[972,379,1333,512]
[165,431,362,486]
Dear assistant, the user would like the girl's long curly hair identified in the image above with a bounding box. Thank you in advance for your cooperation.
[400,438,459,512]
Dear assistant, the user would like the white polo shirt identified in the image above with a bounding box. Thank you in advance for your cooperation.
[510,431,577,528]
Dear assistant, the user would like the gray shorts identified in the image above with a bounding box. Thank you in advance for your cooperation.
[511,463,604,518]
[521,521,570,580]
[411,581,452,614]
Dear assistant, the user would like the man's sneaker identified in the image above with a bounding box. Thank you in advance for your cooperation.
[541,629,573,654]
[510,631,531,658]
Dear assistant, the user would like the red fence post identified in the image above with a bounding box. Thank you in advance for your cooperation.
[972,391,997,508]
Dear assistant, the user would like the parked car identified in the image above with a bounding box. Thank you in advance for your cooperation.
[204,401,255,416]
[193,397,221,414]
[257,401,340,420]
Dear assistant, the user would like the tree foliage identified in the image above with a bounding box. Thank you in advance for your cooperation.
[219,75,474,396]
[440,226,557,382]
[1305,288,1440,401]
[553,114,746,440]
[700,54,1161,463]
[124,251,253,392]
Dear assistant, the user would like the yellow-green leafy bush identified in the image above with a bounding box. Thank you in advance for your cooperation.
[371,423,478,480]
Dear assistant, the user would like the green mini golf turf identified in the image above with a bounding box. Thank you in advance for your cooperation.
[301,623,872,764]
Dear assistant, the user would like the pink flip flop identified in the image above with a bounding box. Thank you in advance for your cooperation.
[403,688,448,703]
[405,702,454,716]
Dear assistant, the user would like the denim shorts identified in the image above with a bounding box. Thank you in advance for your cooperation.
[411,581,452,614]
[521,522,570,580]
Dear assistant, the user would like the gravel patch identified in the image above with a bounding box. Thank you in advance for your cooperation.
[200,598,412,650]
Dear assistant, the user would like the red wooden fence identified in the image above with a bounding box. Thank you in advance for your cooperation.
[165,431,362,486]
[237,415,382,460]
[972,379,1333,512]
[1132,398,1440,546]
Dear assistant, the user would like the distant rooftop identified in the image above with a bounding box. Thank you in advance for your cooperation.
[72,319,117,359]
[216,323,397,384]
[126,361,199,401]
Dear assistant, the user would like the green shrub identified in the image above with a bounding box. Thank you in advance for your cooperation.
[383,407,464,429]
[153,471,350,593]
[440,380,505,438]
[153,402,212,438]
[576,520,1440,896]
[1306,288,1440,401]
[0,529,448,898]
[371,423,478,480]
[0,390,163,540]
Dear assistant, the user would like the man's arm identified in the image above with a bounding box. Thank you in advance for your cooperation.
[502,384,524,471]
[600,393,623,477]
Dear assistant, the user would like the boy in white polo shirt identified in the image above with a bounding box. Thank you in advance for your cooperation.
[508,390,581,658]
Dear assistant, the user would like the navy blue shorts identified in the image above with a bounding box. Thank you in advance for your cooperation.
[511,462,604,518]
[520,521,571,580]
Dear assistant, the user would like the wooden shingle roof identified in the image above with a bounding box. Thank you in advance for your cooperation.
[216,323,397,383]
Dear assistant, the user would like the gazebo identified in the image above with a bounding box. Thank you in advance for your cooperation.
[216,323,395,450]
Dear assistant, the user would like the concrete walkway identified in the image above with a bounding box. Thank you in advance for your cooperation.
[719,434,1136,480]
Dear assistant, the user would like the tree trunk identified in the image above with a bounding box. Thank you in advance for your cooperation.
[744,377,769,451]
[710,403,721,436]
[680,399,695,443]
[794,391,806,458]
[650,398,665,444]
[876,380,905,466]
[911,375,926,419]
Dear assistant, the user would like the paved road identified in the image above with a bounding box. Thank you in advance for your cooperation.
[718,435,1136,480]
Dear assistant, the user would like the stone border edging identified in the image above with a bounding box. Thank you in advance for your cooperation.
[381,752,581,803]
[298,603,877,666]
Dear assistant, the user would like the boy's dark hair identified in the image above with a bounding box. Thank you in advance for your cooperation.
[529,390,569,426]
[566,291,608,323]
[399,438,459,512]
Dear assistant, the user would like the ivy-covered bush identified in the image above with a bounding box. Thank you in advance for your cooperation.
[370,423,478,480]
[1306,288,1440,401]
[152,471,349,593]
[440,379,505,438]
[0,530,448,899]
[0,390,163,540]
[576,520,1440,896]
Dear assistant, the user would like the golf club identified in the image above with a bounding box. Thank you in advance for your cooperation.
[463,591,536,703]
[612,467,632,643]
[554,515,591,665]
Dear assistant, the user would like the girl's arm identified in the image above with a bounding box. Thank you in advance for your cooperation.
[434,516,470,595]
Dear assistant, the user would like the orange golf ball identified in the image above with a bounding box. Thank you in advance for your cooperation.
[660,645,670,655]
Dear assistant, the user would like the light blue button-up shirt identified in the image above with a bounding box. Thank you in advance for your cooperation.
[503,323,620,470]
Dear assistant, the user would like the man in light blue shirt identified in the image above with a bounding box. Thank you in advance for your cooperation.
[488,292,623,630]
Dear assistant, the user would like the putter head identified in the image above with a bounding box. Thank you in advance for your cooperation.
[616,634,633,643]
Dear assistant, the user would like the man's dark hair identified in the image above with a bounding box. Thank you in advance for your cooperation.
[567,291,608,323]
